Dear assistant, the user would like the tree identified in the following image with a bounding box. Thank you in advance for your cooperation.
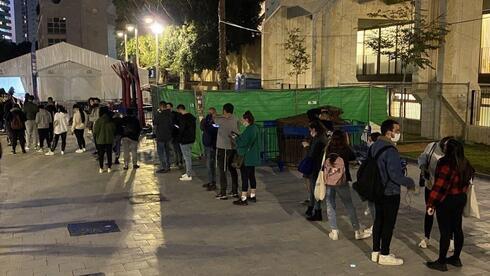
[0,39,32,63]
[284,28,311,89]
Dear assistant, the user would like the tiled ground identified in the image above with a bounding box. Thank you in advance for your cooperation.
[0,135,489,276]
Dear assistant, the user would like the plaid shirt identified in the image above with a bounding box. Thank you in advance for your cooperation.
[427,158,469,208]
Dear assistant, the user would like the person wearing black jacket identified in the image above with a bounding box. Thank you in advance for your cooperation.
[6,104,27,154]
[177,104,196,181]
[121,108,142,170]
[167,102,183,168]
[153,101,174,173]
[201,107,218,190]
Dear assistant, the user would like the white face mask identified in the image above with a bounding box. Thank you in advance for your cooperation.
[391,133,401,143]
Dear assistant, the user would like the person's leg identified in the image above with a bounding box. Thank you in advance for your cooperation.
[337,184,361,231]
[217,149,227,195]
[424,187,434,239]
[373,200,384,253]
[48,124,54,145]
[249,166,257,194]
[106,144,113,168]
[74,129,82,149]
[25,120,33,148]
[210,148,217,184]
[11,130,18,152]
[180,144,192,176]
[97,145,105,169]
[156,141,165,170]
[308,174,317,209]
[38,129,45,149]
[368,201,376,221]
[326,187,338,230]
[227,150,239,195]
[164,141,172,169]
[205,147,213,184]
[131,139,138,166]
[380,195,400,255]
[61,133,67,152]
[33,123,38,148]
[51,134,60,151]
[80,129,86,149]
[240,165,249,194]
[436,199,452,263]
[451,194,466,260]
[122,138,130,166]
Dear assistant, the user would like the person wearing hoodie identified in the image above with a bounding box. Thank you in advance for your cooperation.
[93,106,116,173]
[71,104,86,153]
[167,102,184,169]
[23,95,39,150]
[201,107,218,190]
[214,103,240,200]
[153,101,174,173]
[35,104,53,152]
[6,104,27,154]
[121,108,142,170]
[370,119,415,266]
[176,104,196,181]
[45,105,69,156]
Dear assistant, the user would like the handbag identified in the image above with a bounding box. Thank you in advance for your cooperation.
[231,132,257,169]
[298,157,313,175]
[314,152,327,201]
[464,183,480,219]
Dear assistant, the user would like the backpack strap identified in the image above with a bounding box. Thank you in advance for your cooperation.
[374,145,395,160]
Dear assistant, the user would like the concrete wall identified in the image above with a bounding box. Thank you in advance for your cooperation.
[468,125,490,145]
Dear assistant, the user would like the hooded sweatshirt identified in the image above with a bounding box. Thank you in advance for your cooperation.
[215,115,240,150]
[53,112,69,134]
[417,141,444,190]
[36,109,52,129]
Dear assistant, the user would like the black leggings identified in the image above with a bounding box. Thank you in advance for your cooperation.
[74,129,86,149]
[424,187,434,239]
[51,132,67,152]
[240,166,256,192]
[38,128,50,148]
[436,193,466,262]
[97,144,113,169]
[11,129,26,152]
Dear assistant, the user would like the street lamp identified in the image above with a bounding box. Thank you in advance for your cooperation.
[126,24,139,67]
[116,31,128,61]
[144,16,154,25]
[151,22,164,84]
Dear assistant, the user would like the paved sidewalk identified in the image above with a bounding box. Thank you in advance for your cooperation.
[0,136,489,276]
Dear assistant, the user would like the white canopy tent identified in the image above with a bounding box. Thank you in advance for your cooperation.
[0,42,149,102]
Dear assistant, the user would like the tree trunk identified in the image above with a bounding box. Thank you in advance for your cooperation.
[296,74,299,90]
[218,0,228,90]
[400,66,407,142]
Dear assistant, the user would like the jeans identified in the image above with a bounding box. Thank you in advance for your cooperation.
[368,201,376,221]
[97,144,113,169]
[172,140,183,166]
[326,184,361,231]
[74,129,86,149]
[25,120,38,148]
[436,193,466,262]
[240,166,256,192]
[309,173,322,211]
[157,141,172,170]
[51,132,67,152]
[205,146,216,184]
[11,129,26,152]
[122,137,139,166]
[113,135,122,159]
[48,124,54,146]
[180,143,193,176]
[217,148,238,195]
[373,194,400,255]
[38,128,50,149]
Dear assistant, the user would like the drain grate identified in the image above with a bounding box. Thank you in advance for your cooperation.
[67,220,120,237]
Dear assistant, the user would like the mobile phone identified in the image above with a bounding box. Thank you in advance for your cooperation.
[212,123,220,128]
[174,124,180,129]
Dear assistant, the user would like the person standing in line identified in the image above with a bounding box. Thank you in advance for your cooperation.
[71,104,87,153]
[214,103,240,200]
[176,104,196,181]
[370,119,415,266]
[324,130,371,240]
[201,107,218,190]
[23,95,39,151]
[121,108,141,170]
[93,106,116,173]
[45,97,56,144]
[153,101,174,173]
[426,139,475,272]
[45,105,69,156]
[167,102,183,169]
[6,104,27,154]
[112,110,124,164]
[88,98,101,155]
[304,120,327,221]
[417,136,454,250]
[233,111,260,206]
[35,104,52,152]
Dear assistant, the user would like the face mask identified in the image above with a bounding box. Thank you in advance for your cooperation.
[242,121,249,127]
[310,131,316,137]
[367,141,374,147]
[391,133,401,142]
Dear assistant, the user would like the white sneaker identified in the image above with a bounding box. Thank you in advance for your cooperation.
[61,151,64,155]
[82,148,86,152]
[25,147,30,151]
[99,168,104,174]
[365,226,373,235]
[37,149,44,153]
[371,252,380,263]
[355,229,371,240]
[75,149,83,153]
[378,254,404,266]
[449,239,455,252]
[107,168,112,173]
[179,175,192,181]
[418,238,430,249]
[181,173,187,178]
[329,230,339,241]
[45,151,54,156]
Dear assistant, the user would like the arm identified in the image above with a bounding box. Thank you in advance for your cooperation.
[347,146,356,162]
[35,113,40,125]
[427,163,451,208]
[385,148,415,189]
[418,143,433,169]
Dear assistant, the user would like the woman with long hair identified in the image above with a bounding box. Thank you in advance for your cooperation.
[325,130,371,240]
[72,104,86,153]
[45,105,69,156]
[426,139,475,272]
[93,106,116,173]
[233,111,260,206]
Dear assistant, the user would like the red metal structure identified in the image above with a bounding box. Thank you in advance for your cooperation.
[112,61,145,126]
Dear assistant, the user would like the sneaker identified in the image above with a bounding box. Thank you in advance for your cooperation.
[371,252,380,263]
[11,150,16,155]
[37,149,44,153]
[45,151,54,156]
[446,256,462,267]
[61,151,64,155]
[426,260,448,272]
[215,194,228,200]
[181,173,187,178]
[329,230,339,241]
[123,166,129,170]
[365,226,373,235]
[82,148,86,152]
[248,196,257,203]
[22,149,27,154]
[133,165,140,169]
[355,229,371,240]
[229,193,239,199]
[207,184,217,191]
[418,238,430,249]
[233,199,248,206]
[75,149,83,153]
[99,168,104,174]
[202,183,211,188]
[114,159,120,165]
[449,239,455,252]
[25,147,30,151]
[179,175,192,181]
[378,254,404,266]
[107,168,111,173]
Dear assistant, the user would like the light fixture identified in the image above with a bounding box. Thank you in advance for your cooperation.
[151,22,163,35]
[116,31,124,38]
[144,17,154,24]
[126,24,135,32]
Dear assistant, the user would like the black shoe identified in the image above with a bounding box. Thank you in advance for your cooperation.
[207,184,217,191]
[215,193,228,200]
[230,193,239,199]
[202,183,210,188]
[426,260,448,272]
[233,199,248,206]
[123,166,129,170]
[114,159,120,165]
[22,149,26,154]
[133,165,140,169]
[11,150,16,155]
[156,169,170,174]
[446,256,462,267]
[248,196,257,203]
[305,206,313,217]
[306,209,322,221]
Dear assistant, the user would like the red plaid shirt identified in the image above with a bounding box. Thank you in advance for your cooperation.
[427,158,469,208]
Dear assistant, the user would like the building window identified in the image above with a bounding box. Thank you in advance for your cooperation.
[480,14,490,74]
[48,38,66,45]
[389,90,421,120]
[479,91,490,127]
[47,17,66,34]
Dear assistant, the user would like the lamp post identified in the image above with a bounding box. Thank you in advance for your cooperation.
[151,22,164,85]
[116,31,127,62]
[126,24,139,66]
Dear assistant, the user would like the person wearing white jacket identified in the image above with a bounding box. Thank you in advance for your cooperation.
[71,104,86,153]
[45,105,69,156]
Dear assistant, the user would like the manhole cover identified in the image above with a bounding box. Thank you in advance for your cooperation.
[67,220,120,237]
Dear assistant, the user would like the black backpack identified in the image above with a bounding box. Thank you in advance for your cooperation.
[353,145,395,202]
